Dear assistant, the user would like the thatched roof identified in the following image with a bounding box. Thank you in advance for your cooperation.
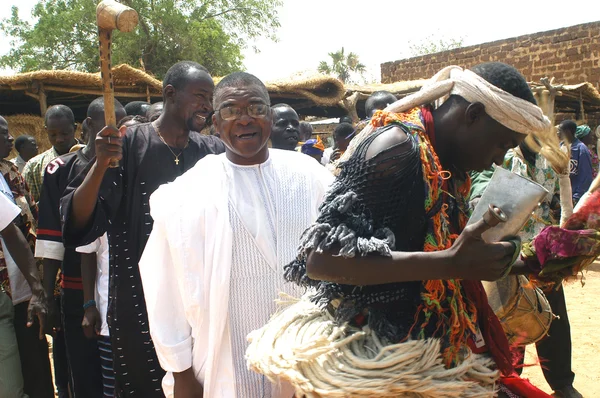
[529,82,600,114]
[345,80,426,98]
[0,64,163,91]
[0,65,346,120]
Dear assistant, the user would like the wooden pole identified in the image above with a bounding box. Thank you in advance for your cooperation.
[97,0,139,167]
[39,84,48,116]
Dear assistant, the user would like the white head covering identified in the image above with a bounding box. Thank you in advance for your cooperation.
[341,65,551,164]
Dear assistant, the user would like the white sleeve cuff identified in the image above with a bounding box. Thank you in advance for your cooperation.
[35,240,65,261]
[154,336,193,373]
[76,239,100,254]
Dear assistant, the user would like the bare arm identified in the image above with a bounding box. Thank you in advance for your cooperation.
[69,125,124,231]
[1,222,47,338]
[81,252,101,338]
[307,217,515,284]
[42,258,61,332]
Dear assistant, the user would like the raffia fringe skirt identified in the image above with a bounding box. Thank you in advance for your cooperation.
[246,293,501,398]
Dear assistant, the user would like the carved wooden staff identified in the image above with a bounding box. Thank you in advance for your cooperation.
[96,0,138,167]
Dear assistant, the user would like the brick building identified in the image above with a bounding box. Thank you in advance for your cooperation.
[380,21,600,127]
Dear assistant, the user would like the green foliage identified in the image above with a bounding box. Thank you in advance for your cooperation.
[0,0,282,78]
[408,35,464,57]
[318,47,366,84]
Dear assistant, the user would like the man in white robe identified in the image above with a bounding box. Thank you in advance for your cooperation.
[139,72,333,398]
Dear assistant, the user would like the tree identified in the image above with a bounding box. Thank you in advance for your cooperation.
[0,0,282,78]
[408,34,464,57]
[318,47,366,84]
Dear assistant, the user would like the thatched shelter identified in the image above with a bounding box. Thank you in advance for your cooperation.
[0,64,346,120]
[0,65,346,152]
[0,64,163,118]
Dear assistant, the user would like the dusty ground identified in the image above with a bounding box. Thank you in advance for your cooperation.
[522,261,600,396]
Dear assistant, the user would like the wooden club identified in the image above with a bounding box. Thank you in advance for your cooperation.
[96,0,138,167]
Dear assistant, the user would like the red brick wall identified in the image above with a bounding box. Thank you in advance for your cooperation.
[381,21,600,89]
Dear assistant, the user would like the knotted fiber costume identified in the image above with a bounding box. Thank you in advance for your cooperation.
[247,66,551,397]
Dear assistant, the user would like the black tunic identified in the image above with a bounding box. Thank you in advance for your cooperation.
[61,123,225,397]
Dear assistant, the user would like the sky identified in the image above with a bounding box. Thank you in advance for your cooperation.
[1,0,598,82]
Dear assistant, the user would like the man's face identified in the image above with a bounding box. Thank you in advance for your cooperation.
[454,111,525,172]
[212,85,271,165]
[335,135,351,152]
[86,108,126,144]
[170,71,214,132]
[0,118,14,159]
[271,107,300,150]
[20,137,39,161]
[46,116,76,155]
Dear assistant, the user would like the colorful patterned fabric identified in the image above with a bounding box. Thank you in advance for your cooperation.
[503,148,559,242]
[22,147,60,203]
[0,160,38,297]
[523,190,600,284]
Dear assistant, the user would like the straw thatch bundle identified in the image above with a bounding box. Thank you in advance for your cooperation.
[4,114,83,158]
[345,80,426,99]
[265,74,346,107]
[4,114,49,156]
[0,64,162,93]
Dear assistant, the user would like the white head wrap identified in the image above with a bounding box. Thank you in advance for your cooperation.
[340,65,552,164]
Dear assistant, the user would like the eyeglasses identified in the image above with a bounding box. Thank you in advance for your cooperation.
[216,104,269,121]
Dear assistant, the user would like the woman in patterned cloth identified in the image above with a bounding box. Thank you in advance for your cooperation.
[247,63,554,397]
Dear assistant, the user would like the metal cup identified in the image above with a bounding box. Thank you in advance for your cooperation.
[468,167,549,242]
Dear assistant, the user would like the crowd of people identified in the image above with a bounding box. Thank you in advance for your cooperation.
[0,59,597,398]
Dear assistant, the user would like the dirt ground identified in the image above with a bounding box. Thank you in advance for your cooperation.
[522,261,600,396]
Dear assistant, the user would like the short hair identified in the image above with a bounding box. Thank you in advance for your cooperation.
[14,135,34,152]
[163,61,210,90]
[214,72,270,109]
[271,103,296,117]
[334,122,355,139]
[365,91,398,117]
[87,97,125,119]
[118,115,149,127]
[470,62,536,105]
[559,120,578,135]
[299,121,313,134]
[45,105,74,124]
[124,101,150,116]
[339,115,353,124]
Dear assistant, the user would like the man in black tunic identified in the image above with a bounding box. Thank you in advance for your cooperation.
[60,61,225,397]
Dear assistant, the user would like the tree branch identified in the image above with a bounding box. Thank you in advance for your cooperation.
[199,7,258,21]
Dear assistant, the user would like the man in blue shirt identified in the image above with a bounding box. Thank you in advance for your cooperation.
[559,120,593,205]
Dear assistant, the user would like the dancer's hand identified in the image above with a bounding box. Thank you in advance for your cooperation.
[448,217,515,281]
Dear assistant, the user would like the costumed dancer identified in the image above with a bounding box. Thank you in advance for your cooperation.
[247,62,556,398]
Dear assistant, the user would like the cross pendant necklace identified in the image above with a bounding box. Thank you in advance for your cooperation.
[155,127,189,165]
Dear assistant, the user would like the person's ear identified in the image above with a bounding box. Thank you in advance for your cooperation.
[464,102,486,127]
[164,84,176,103]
